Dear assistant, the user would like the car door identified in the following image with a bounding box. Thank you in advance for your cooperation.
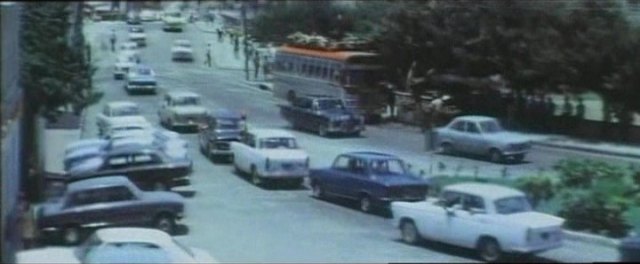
[445,120,466,151]
[100,186,145,226]
[464,121,484,155]
[323,155,351,196]
[61,189,109,227]
[446,194,488,248]
[438,191,464,244]
[128,152,166,187]
[335,157,368,199]
[236,133,256,172]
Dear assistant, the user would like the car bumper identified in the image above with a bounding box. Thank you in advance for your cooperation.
[172,56,194,61]
[261,170,308,179]
[379,197,426,207]
[327,124,365,134]
[209,149,232,156]
[126,85,156,91]
[172,120,204,128]
[172,176,190,188]
[132,39,146,46]
[508,240,563,254]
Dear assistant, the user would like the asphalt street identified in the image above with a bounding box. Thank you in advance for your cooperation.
[80,19,625,262]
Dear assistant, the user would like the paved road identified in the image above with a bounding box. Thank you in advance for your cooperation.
[79,19,623,262]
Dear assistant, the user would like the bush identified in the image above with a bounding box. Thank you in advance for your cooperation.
[515,175,555,209]
[554,159,627,188]
[558,190,632,238]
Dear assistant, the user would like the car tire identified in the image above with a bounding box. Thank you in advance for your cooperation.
[400,220,421,245]
[359,194,372,213]
[318,126,328,137]
[154,214,176,235]
[441,142,454,155]
[311,182,325,199]
[251,166,262,186]
[489,149,504,164]
[62,225,81,245]
[477,237,503,262]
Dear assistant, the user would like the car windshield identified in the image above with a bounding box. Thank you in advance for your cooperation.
[494,196,532,214]
[478,120,503,133]
[112,106,139,116]
[317,99,344,110]
[218,119,240,130]
[259,137,298,149]
[369,159,407,175]
[172,96,200,106]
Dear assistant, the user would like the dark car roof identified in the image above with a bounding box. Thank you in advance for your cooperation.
[67,175,131,192]
[342,151,398,160]
[208,108,242,119]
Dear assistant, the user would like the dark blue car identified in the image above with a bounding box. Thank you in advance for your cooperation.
[309,151,430,213]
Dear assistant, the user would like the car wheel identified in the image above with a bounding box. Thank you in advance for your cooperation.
[154,214,176,235]
[359,194,372,213]
[489,149,503,164]
[477,237,502,262]
[318,126,328,137]
[441,142,453,155]
[311,182,325,199]
[251,166,262,186]
[62,225,81,245]
[400,220,421,245]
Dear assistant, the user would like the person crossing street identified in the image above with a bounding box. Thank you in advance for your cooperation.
[110,29,117,52]
[205,43,212,67]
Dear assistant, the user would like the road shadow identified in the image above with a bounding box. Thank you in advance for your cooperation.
[435,151,532,166]
[310,195,392,219]
[232,168,306,191]
[280,125,366,139]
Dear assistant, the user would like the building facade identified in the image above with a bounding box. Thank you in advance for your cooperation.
[1,2,24,263]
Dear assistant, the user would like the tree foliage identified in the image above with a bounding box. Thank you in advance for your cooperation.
[515,174,555,209]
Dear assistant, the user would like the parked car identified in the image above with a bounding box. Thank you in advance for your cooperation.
[96,101,144,136]
[309,152,429,213]
[99,116,152,138]
[391,182,565,262]
[113,52,139,80]
[158,91,207,131]
[128,26,146,47]
[198,109,245,161]
[35,176,184,244]
[65,146,192,191]
[64,135,188,171]
[119,41,139,54]
[435,115,532,163]
[280,95,365,137]
[124,64,157,94]
[230,128,309,187]
[171,39,194,62]
[17,227,217,263]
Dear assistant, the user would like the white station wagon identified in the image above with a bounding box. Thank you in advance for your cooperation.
[391,182,565,262]
[230,128,309,187]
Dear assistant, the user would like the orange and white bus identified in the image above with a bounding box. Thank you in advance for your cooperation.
[272,44,388,121]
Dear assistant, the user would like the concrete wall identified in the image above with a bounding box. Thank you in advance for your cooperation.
[1,2,23,263]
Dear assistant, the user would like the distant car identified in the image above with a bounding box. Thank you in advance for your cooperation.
[125,65,157,94]
[34,176,185,245]
[139,10,157,21]
[96,101,145,136]
[119,41,139,53]
[198,109,245,161]
[230,128,309,187]
[126,12,141,25]
[171,39,194,62]
[113,53,139,80]
[435,115,532,163]
[391,182,565,262]
[280,95,365,137]
[65,146,192,191]
[64,135,188,171]
[128,26,146,47]
[309,152,430,213]
[158,91,207,131]
[100,116,152,138]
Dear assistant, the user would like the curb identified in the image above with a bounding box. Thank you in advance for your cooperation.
[533,141,640,159]
[563,229,621,248]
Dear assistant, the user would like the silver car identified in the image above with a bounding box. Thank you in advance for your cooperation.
[158,91,207,131]
[435,115,531,163]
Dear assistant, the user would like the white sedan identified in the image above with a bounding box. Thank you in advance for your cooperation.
[171,39,194,62]
[113,52,138,80]
[16,227,217,263]
[96,101,145,136]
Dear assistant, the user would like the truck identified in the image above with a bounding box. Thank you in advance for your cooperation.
[279,95,365,137]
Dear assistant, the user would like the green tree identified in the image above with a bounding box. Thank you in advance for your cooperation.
[515,175,555,209]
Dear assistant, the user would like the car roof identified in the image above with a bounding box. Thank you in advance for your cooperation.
[95,228,172,244]
[167,91,200,98]
[106,101,137,109]
[208,108,242,119]
[452,115,498,123]
[342,151,398,160]
[249,128,294,138]
[444,182,524,201]
[67,176,131,192]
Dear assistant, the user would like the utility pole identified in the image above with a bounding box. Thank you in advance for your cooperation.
[242,3,249,80]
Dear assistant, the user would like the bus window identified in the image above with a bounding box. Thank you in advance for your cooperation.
[322,67,328,79]
[301,64,307,75]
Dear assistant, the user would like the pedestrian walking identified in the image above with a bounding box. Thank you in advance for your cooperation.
[262,55,270,80]
[253,55,260,80]
[561,95,573,134]
[385,83,396,120]
[205,44,212,67]
[217,28,223,42]
[19,195,36,250]
[110,29,117,52]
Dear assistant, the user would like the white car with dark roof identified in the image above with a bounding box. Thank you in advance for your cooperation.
[230,128,309,187]
[391,182,565,262]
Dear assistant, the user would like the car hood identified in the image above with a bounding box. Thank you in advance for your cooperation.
[67,157,103,175]
[65,139,107,154]
[369,174,429,187]
[16,247,79,264]
[127,75,156,82]
[259,149,308,161]
[191,248,218,263]
[482,132,531,144]
[502,211,565,229]
[65,146,102,161]
[173,106,207,115]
